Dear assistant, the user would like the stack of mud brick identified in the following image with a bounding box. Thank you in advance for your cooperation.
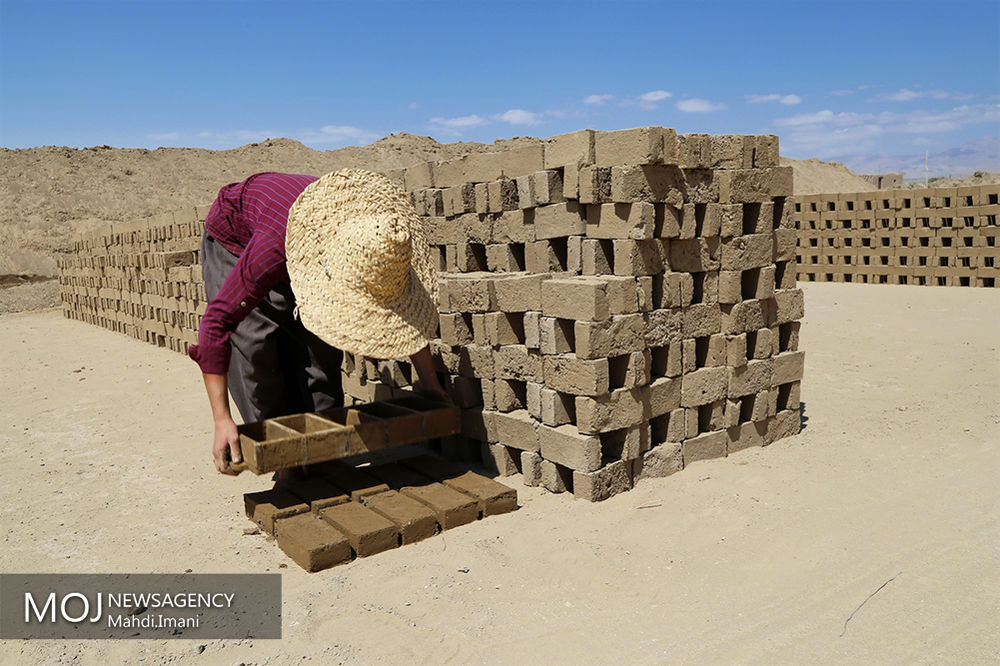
[795,185,1000,287]
[342,127,806,501]
[57,208,209,352]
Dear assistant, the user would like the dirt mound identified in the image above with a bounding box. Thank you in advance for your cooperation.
[780,157,877,195]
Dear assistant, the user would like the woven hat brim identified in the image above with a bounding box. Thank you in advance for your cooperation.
[285,169,439,360]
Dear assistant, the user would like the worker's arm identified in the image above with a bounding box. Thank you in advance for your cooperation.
[203,372,242,475]
[409,345,451,403]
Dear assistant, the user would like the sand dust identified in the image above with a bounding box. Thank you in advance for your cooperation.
[1,282,997,663]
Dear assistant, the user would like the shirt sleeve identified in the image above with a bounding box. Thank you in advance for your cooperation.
[188,228,289,374]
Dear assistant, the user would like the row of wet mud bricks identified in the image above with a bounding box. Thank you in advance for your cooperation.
[793,186,1000,288]
[57,213,209,352]
[338,127,803,501]
[245,455,518,572]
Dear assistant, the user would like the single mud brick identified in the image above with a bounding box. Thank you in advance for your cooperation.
[636,442,683,480]
[544,129,596,169]
[439,312,473,346]
[365,462,433,491]
[729,359,774,397]
[524,312,541,349]
[401,482,480,529]
[575,387,645,434]
[610,165,690,204]
[721,233,774,271]
[540,460,570,493]
[494,345,543,382]
[493,272,545,312]
[585,202,655,240]
[285,477,350,512]
[244,489,310,535]
[318,501,399,557]
[474,182,490,214]
[404,161,435,190]
[573,314,645,360]
[646,376,681,418]
[488,409,540,451]
[573,459,633,502]
[274,512,352,572]
[681,366,729,407]
[320,464,390,500]
[645,309,684,348]
[539,423,601,472]
[533,170,565,205]
[766,408,801,444]
[682,430,728,464]
[516,174,536,210]
[773,288,805,324]
[496,144,545,179]
[727,420,768,454]
[773,229,798,261]
[717,167,793,203]
[682,303,722,338]
[594,126,676,166]
[563,161,581,200]
[521,450,543,486]
[772,350,805,384]
[543,354,610,396]
[579,166,611,204]
[361,490,439,545]
[401,455,518,516]
[670,237,721,273]
[530,201,585,239]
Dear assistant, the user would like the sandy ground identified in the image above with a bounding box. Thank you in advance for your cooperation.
[1,283,998,664]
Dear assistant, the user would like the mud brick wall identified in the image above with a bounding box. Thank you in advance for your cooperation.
[794,185,1000,287]
[57,207,209,353]
[342,127,805,502]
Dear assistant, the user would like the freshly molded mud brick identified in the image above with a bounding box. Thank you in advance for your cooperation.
[365,462,433,491]
[544,129,596,169]
[244,489,310,535]
[728,359,774,397]
[579,166,611,204]
[585,202,656,240]
[717,167,793,203]
[682,304,722,338]
[681,366,729,407]
[531,201,585,239]
[573,459,633,501]
[540,460,570,493]
[610,165,686,204]
[533,170,565,205]
[636,443,683,480]
[539,423,601,472]
[613,239,664,275]
[574,314,645,359]
[274,512,352,572]
[543,354,610,395]
[594,126,676,167]
[318,501,399,557]
[574,387,645,434]
[766,408,801,443]
[646,376,681,417]
[401,455,518,516]
[682,430,728,464]
[521,450,543,486]
[772,351,805,384]
[644,308,683,347]
[321,464,390,500]
[493,273,545,312]
[361,490,439,545]
[488,409,540,451]
[493,210,536,243]
[722,233,774,270]
[401,483,480,529]
[773,288,805,324]
[670,238,721,272]
[285,478,350,512]
[726,421,767,453]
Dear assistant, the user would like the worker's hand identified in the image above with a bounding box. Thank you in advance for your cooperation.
[212,416,241,475]
[415,380,453,405]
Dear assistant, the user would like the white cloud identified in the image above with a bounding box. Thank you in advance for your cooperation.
[584,94,614,105]
[879,88,955,102]
[429,114,488,129]
[495,109,542,125]
[640,90,672,103]
[676,98,726,113]
[775,103,1000,158]
[747,93,802,105]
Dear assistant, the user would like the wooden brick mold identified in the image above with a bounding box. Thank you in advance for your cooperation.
[246,454,519,572]
[792,185,999,287]
[228,397,460,475]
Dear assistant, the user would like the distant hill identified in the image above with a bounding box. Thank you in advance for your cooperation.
[845,137,1000,181]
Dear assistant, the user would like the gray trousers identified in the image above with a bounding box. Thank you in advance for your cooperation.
[200,233,343,424]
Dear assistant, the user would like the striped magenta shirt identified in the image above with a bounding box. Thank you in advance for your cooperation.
[188,172,318,374]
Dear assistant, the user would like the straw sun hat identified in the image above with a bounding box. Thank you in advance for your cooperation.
[285,168,438,359]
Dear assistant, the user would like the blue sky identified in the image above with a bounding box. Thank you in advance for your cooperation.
[1,0,998,171]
